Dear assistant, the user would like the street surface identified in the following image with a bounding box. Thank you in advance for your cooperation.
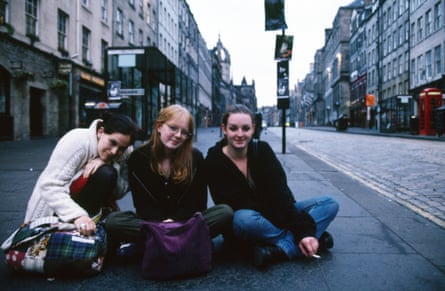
[0,127,444,290]
[268,127,445,228]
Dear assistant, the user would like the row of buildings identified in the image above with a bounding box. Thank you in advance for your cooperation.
[0,0,257,141]
[290,0,444,134]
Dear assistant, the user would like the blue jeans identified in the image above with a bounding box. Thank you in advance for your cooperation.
[232,196,339,259]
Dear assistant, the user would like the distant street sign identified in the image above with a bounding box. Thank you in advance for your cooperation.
[120,88,145,96]
[398,95,412,104]
[58,63,72,75]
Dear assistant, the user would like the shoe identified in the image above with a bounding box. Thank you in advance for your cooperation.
[117,242,137,256]
[318,231,334,251]
[115,242,142,263]
[253,245,287,268]
[221,237,251,259]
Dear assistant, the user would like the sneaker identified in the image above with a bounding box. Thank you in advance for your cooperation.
[318,231,334,251]
[118,242,135,255]
[253,245,287,268]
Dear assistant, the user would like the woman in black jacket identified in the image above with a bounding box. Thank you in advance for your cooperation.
[105,105,233,254]
[205,104,338,268]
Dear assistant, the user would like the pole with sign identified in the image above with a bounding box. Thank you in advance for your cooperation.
[277,59,289,153]
[265,0,290,153]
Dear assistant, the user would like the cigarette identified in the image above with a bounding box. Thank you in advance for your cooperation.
[312,254,321,259]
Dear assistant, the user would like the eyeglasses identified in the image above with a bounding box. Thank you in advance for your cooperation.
[165,124,192,138]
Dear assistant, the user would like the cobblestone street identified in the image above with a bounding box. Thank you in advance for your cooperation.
[268,127,445,228]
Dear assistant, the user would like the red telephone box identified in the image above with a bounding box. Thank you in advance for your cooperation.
[418,88,443,135]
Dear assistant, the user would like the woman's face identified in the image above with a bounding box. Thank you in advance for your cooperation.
[156,116,191,151]
[223,113,255,150]
[97,128,132,162]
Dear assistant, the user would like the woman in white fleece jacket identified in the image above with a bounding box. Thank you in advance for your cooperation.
[24,112,138,236]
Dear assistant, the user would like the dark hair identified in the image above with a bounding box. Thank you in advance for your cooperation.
[221,104,255,126]
[99,111,138,145]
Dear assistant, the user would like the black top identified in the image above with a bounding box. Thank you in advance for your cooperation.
[127,143,207,221]
[205,139,316,242]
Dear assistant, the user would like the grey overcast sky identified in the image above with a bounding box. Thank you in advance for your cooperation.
[187,0,352,107]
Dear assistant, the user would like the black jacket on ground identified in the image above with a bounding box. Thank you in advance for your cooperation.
[127,143,207,221]
[205,139,315,242]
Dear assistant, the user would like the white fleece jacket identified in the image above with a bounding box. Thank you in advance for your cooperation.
[24,120,132,222]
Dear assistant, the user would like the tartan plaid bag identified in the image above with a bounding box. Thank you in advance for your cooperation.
[1,212,107,277]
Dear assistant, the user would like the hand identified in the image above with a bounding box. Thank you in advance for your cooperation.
[74,215,96,236]
[83,158,106,178]
[298,236,319,257]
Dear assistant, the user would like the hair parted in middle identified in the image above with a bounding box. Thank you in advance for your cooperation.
[147,104,195,184]
[221,104,255,126]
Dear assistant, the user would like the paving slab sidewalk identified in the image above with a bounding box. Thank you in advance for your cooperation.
[0,128,444,290]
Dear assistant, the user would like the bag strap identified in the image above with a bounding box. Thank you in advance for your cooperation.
[131,171,160,207]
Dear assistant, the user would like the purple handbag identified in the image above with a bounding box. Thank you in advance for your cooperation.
[141,212,212,280]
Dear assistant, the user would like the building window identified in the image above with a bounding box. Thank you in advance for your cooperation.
[383,37,387,55]
[398,55,403,75]
[417,55,425,82]
[399,0,404,15]
[146,2,151,24]
[425,50,432,79]
[0,0,9,24]
[128,20,134,44]
[417,16,423,41]
[82,26,91,63]
[101,0,107,22]
[434,45,442,75]
[405,51,409,71]
[410,59,415,85]
[138,0,143,18]
[25,0,38,36]
[426,9,432,36]
[398,25,403,45]
[138,29,143,46]
[383,65,387,82]
[57,10,68,52]
[388,61,392,79]
[405,21,409,41]
[434,1,443,31]
[101,40,107,71]
[392,30,397,49]
[116,8,123,36]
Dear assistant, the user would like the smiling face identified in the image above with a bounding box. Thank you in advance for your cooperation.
[156,116,191,151]
[96,127,132,162]
[222,112,255,150]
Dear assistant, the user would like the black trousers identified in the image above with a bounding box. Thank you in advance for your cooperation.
[73,165,117,216]
[104,204,234,244]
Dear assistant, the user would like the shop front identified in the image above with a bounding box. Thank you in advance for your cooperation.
[380,95,413,132]
[106,47,195,136]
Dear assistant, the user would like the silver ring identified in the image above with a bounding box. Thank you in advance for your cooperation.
[80,223,86,229]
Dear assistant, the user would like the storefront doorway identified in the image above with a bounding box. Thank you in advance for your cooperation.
[30,87,45,137]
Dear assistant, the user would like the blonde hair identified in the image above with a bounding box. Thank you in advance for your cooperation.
[147,104,194,184]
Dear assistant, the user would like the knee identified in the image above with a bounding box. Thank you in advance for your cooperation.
[217,204,234,222]
[91,165,117,184]
[233,209,255,220]
[322,196,340,217]
[104,211,121,231]
[105,211,133,231]
[233,209,259,225]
